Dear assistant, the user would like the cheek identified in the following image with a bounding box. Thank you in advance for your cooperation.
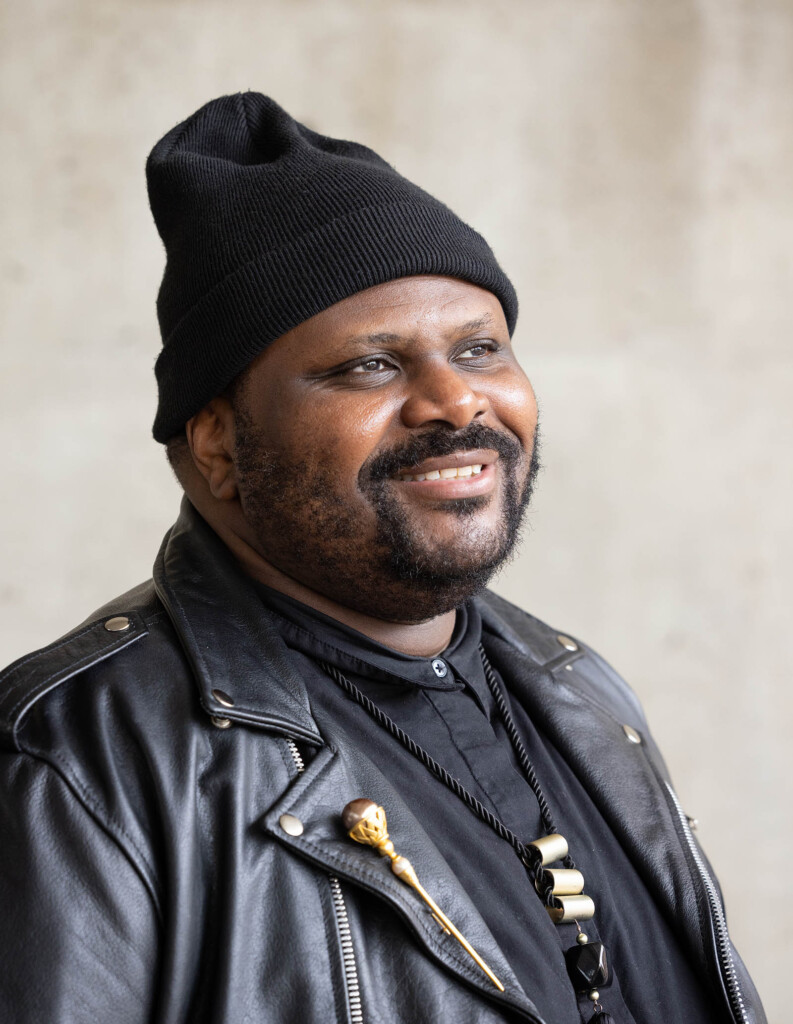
[490,371,538,443]
[279,413,388,493]
[293,396,396,470]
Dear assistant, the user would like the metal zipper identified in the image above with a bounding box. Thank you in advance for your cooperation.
[665,782,748,1024]
[285,738,364,1023]
[329,875,364,1024]
[285,737,305,775]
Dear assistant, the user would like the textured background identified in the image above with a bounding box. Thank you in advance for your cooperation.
[1,0,790,1017]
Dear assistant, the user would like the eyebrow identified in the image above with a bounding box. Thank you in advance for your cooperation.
[345,314,497,348]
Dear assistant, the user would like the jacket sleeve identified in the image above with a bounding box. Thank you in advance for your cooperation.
[0,750,160,1024]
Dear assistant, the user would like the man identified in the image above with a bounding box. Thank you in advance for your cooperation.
[0,93,765,1024]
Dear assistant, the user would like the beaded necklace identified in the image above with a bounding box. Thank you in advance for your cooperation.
[321,646,614,1022]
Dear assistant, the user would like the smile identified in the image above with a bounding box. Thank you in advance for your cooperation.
[389,449,499,499]
[399,464,483,482]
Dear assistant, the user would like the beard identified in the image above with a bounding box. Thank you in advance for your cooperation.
[234,416,542,624]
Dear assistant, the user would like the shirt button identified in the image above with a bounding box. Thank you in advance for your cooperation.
[431,659,448,678]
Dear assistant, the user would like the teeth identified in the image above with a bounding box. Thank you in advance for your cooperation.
[399,464,485,482]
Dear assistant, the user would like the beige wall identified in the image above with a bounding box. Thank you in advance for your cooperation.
[2,0,791,1016]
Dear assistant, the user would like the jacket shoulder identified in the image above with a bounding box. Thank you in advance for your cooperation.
[478,589,648,729]
[0,580,162,749]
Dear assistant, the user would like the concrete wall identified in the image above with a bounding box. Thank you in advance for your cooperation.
[2,0,790,1016]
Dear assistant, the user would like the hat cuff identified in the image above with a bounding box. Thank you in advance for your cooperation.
[153,200,517,442]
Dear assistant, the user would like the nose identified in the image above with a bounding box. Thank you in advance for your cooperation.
[399,363,490,431]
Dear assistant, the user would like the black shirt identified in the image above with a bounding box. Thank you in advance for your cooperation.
[256,585,716,1023]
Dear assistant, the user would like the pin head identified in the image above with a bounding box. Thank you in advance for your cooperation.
[341,799,394,856]
[341,798,379,832]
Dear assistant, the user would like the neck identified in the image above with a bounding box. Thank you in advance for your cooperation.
[209,508,457,657]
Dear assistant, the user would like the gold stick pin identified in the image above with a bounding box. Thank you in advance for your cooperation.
[342,798,505,992]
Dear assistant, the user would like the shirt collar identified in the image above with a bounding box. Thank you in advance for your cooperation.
[254,584,490,708]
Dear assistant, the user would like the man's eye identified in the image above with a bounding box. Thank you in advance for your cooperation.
[351,358,392,373]
[459,342,498,360]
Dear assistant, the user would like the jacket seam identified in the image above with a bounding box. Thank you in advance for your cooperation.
[0,620,100,686]
[17,742,163,923]
[4,630,140,725]
[559,680,633,730]
[143,610,168,627]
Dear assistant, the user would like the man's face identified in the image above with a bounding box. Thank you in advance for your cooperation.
[231,275,540,622]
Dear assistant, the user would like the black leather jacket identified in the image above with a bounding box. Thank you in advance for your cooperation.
[0,500,765,1024]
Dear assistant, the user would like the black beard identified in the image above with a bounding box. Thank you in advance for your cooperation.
[234,417,542,624]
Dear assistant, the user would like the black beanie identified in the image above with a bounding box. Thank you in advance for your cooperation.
[147,92,518,443]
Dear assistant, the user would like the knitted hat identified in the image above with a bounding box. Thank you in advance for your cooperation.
[147,92,518,443]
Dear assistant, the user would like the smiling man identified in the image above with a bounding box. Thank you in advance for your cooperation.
[0,94,765,1024]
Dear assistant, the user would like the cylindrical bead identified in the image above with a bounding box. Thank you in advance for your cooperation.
[528,834,569,866]
[536,868,585,897]
[547,894,596,924]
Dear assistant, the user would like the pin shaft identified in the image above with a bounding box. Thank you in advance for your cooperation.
[399,864,505,991]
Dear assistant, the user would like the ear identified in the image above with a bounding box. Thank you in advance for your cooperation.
[186,398,238,501]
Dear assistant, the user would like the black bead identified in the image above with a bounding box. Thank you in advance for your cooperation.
[565,941,609,991]
[589,1013,614,1023]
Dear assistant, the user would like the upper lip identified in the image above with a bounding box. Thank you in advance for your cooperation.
[394,449,499,477]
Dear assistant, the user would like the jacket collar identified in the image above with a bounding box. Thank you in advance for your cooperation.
[153,497,323,745]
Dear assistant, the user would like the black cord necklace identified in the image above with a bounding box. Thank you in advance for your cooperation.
[320,646,614,1022]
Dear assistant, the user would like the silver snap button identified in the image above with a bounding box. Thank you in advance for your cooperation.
[557,635,578,652]
[622,724,642,744]
[104,616,131,632]
[279,813,304,836]
[211,689,235,708]
[210,716,232,730]
[431,659,448,678]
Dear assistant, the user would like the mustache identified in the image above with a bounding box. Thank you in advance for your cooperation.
[361,423,526,484]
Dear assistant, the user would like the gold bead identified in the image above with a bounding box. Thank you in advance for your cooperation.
[528,833,569,866]
[537,868,584,896]
[547,894,596,924]
[576,932,589,945]
[588,990,600,1002]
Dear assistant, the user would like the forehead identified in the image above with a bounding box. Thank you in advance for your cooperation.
[317,275,507,334]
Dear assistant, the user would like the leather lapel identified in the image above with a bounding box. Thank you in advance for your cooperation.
[481,633,712,974]
[261,738,543,1023]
